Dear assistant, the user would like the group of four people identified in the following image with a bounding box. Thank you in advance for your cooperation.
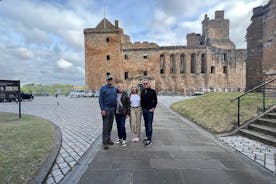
[99,75,157,150]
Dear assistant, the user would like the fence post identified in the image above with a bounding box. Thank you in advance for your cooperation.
[262,85,265,112]
[238,98,240,126]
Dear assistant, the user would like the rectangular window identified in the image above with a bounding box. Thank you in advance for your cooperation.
[124,72,128,79]
[223,53,227,61]
[106,37,110,42]
[143,71,147,76]
[124,54,128,59]
[211,66,215,74]
[143,54,148,59]
[160,68,164,74]
[223,66,228,74]
[106,55,110,60]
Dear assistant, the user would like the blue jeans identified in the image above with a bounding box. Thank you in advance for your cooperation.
[142,109,154,141]
[115,114,127,140]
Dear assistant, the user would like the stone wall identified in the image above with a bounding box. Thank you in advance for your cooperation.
[246,0,276,90]
[84,11,246,94]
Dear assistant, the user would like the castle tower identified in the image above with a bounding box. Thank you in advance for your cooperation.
[202,11,235,49]
[246,0,276,89]
[84,19,125,90]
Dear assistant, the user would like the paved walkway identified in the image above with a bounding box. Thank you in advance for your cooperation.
[77,99,276,184]
[1,96,276,183]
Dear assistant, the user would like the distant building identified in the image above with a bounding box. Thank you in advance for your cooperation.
[246,0,276,89]
[84,10,246,94]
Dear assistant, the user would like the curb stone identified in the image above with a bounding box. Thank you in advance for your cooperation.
[29,118,62,184]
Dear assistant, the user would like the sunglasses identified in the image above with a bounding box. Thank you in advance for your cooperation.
[143,83,148,85]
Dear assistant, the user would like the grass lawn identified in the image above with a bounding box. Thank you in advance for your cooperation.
[171,92,276,133]
[0,112,55,184]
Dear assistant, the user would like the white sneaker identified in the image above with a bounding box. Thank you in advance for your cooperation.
[115,139,122,144]
[121,140,127,146]
[135,138,139,142]
[131,138,136,142]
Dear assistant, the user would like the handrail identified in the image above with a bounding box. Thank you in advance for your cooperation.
[231,78,276,102]
[231,78,276,126]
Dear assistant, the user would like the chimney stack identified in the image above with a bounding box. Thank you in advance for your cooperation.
[115,20,119,28]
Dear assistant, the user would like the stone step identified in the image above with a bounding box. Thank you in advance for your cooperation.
[265,112,276,119]
[257,118,276,128]
[248,124,276,137]
[239,129,276,147]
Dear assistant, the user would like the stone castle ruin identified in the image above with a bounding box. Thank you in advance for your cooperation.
[84,10,246,94]
[246,0,276,89]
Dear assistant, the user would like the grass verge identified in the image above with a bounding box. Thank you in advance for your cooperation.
[0,112,55,184]
[171,92,276,133]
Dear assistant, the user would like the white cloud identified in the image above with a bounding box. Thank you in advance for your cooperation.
[16,47,34,59]
[76,66,85,74]
[57,59,73,69]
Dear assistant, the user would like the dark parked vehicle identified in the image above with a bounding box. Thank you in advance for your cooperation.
[20,93,34,101]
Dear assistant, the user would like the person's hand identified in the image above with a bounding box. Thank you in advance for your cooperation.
[101,110,106,116]
[149,108,155,112]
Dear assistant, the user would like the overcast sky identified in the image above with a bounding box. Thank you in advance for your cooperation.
[0,0,269,86]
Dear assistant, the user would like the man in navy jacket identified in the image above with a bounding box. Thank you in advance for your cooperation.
[99,75,117,149]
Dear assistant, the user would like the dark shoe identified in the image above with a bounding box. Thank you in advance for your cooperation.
[107,140,114,145]
[144,140,152,147]
[102,144,108,150]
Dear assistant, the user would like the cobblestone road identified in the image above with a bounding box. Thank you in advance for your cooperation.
[219,136,276,173]
[0,96,102,184]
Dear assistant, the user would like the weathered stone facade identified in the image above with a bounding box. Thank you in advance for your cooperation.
[246,0,276,89]
[84,10,246,94]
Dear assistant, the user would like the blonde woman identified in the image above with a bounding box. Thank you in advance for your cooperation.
[129,86,142,142]
[115,84,129,146]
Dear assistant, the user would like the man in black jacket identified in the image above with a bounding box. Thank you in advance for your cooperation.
[141,79,157,146]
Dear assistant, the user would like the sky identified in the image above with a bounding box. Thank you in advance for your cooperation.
[0,0,270,86]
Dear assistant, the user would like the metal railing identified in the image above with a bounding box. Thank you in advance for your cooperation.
[231,78,276,126]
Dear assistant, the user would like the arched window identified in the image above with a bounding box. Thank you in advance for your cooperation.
[160,54,165,74]
[191,53,196,74]
[201,53,207,73]
[180,54,186,74]
[170,54,176,74]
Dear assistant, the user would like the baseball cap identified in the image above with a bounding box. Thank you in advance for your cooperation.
[106,75,113,80]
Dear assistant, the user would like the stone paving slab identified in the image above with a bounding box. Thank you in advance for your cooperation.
[77,100,276,184]
[220,135,276,173]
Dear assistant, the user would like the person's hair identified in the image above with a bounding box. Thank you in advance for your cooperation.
[143,79,149,83]
[117,83,124,92]
[131,86,139,94]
